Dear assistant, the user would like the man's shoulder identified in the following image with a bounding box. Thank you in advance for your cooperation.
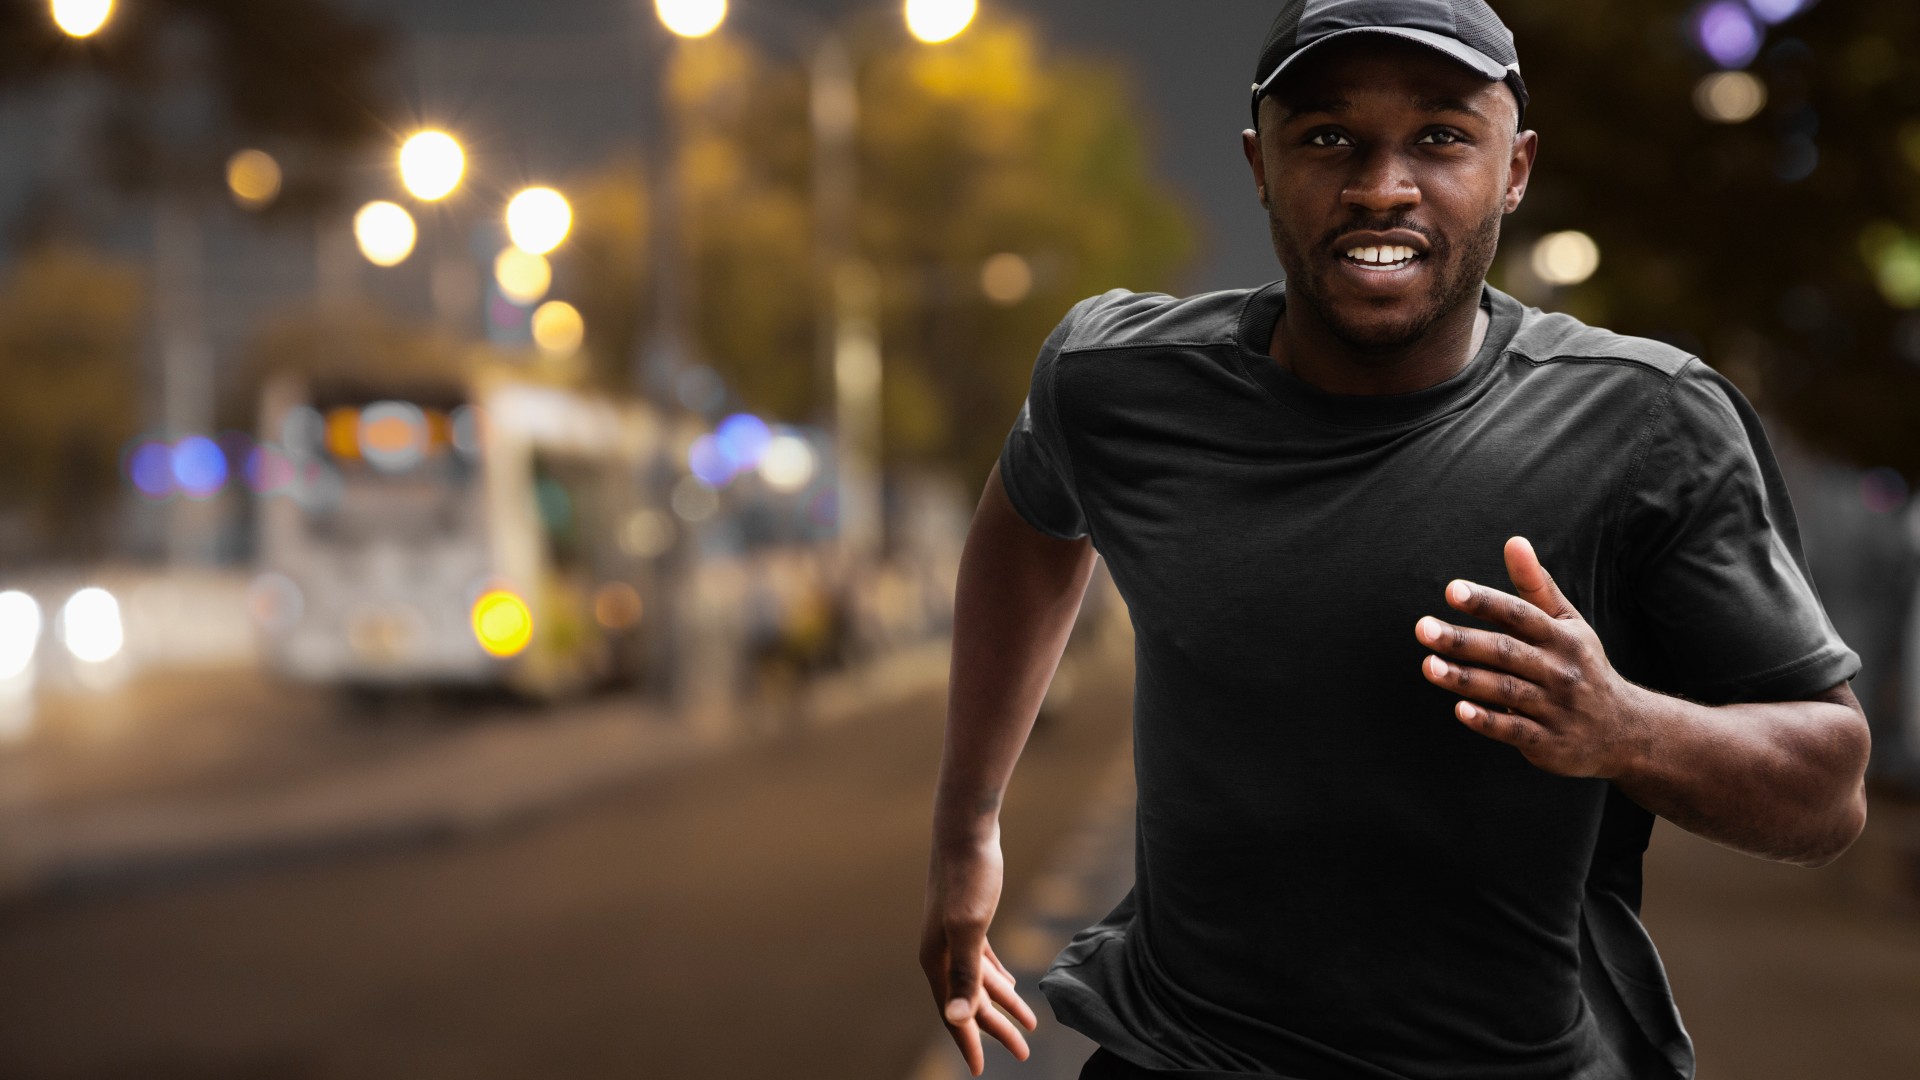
[1054,284,1264,357]
[1504,300,1696,381]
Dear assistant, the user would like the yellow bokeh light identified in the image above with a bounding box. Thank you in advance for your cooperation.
[325,407,361,459]
[1693,72,1767,124]
[531,300,586,357]
[656,0,727,38]
[494,248,552,306]
[472,590,533,658]
[980,252,1033,305]
[226,149,283,210]
[905,0,976,44]
[399,130,466,202]
[1530,230,1600,287]
[51,0,113,38]
[354,201,417,267]
[506,187,572,255]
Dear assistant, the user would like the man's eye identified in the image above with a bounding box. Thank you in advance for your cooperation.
[1418,130,1464,145]
[1307,131,1350,147]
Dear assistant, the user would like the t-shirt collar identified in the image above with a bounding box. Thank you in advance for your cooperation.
[1233,279,1525,428]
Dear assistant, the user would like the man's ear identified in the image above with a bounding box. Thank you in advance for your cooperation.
[1504,129,1539,214]
[1242,128,1269,209]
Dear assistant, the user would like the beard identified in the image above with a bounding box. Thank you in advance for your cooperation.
[1268,199,1504,351]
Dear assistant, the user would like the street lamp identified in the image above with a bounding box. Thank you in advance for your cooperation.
[505,186,572,255]
[354,200,418,267]
[904,0,976,44]
[399,130,466,202]
[50,0,112,38]
[656,0,728,39]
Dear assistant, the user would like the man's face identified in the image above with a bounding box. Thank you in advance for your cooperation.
[1242,37,1537,350]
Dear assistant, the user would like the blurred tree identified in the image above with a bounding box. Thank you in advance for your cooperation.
[560,153,655,397]
[0,245,144,559]
[1498,0,1920,478]
[659,16,1193,484]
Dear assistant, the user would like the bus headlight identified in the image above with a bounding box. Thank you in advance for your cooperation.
[0,591,41,679]
[471,590,533,658]
[61,587,124,664]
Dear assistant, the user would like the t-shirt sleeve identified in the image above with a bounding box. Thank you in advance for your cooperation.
[1618,357,1860,704]
[996,299,1092,541]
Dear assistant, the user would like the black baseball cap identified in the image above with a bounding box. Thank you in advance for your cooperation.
[1250,0,1529,129]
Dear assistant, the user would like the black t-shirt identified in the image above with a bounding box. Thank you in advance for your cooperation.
[996,280,1860,1080]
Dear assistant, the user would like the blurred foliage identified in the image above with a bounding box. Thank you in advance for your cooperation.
[0,245,144,558]
[562,153,654,396]
[656,16,1193,485]
[1497,0,1920,477]
[0,0,394,219]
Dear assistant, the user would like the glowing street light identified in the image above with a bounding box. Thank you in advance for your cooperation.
[226,149,283,211]
[905,0,976,44]
[494,247,553,305]
[656,0,727,38]
[506,187,572,255]
[399,130,466,202]
[51,0,113,38]
[531,300,585,358]
[61,587,123,664]
[354,200,418,267]
[1531,230,1601,287]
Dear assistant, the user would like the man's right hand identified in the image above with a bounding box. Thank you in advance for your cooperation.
[918,838,1040,1077]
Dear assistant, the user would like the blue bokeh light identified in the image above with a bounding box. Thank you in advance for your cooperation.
[129,441,174,499]
[715,413,773,470]
[1744,0,1812,25]
[688,433,735,488]
[171,435,229,498]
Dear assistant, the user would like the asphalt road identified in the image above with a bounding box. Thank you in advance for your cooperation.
[0,643,1135,1080]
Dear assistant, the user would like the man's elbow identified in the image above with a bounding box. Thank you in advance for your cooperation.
[1790,785,1867,868]
[1791,705,1872,869]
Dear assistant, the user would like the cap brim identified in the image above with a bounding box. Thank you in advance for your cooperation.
[1255,26,1512,96]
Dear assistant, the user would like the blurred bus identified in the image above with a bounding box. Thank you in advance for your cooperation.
[250,370,689,699]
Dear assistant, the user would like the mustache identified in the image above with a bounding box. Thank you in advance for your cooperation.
[1317,217,1440,254]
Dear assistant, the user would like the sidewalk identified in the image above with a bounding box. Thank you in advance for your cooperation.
[0,638,952,906]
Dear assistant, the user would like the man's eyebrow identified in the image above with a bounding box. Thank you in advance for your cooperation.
[1281,97,1348,124]
[1415,95,1489,122]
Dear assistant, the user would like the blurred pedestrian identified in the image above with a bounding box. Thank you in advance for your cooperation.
[921,2,1871,1079]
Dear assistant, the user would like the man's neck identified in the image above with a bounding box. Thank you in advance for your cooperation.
[1268,288,1490,397]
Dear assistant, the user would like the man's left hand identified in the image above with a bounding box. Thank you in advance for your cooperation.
[1415,535,1651,779]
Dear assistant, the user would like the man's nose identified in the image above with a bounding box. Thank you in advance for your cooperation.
[1341,147,1421,216]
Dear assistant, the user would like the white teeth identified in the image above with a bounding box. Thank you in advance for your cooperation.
[1344,244,1419,266]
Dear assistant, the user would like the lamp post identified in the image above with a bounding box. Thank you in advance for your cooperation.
[654,0,975,568]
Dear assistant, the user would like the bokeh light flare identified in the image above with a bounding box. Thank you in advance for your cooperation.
[716,413,773,471]
[0,592,42,680]
[506,187,572,255]
[494,248,553,305]
[51,0,113,38]
[759,434,817,492]
[354,201,417,267]
[531,300,585,358]
[472,590,534,658]
[61,587,123,664]
[656,0,727,38]
[1692,1,1762,69]
[905,0,977,44]
[171,435,229,499]
[1530,231,1601,287]
[226,149,283,210]
[1693,71,1767,123]
[399,130,465,201]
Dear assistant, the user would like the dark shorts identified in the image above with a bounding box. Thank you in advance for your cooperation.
[1078,1047,1268,1080]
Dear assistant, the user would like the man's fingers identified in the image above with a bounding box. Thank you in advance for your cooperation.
[985,965,1039,1031]
[1453,698,1547,750]
[1423,654,1547,718]
[983,938,1015,985]
[975,997,1034,1062]
[1504,535,1577,619]
[943,1008,985,1077]
[1445,578,1559,645]
[1415,617,1553,684]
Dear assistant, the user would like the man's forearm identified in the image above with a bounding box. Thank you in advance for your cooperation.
[1611,682,1870,867]
[932,467,1099,853]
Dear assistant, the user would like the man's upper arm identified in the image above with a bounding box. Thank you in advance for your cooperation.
[996,299,1094,544]
[1620,359,1862,706]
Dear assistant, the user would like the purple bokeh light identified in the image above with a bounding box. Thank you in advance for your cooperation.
[1694,1,1762,68]
[715,413,772,471]
[688,433,735,488]
[171,435,229,499]
[128,441,174,499]
[1744,0,1813,25]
